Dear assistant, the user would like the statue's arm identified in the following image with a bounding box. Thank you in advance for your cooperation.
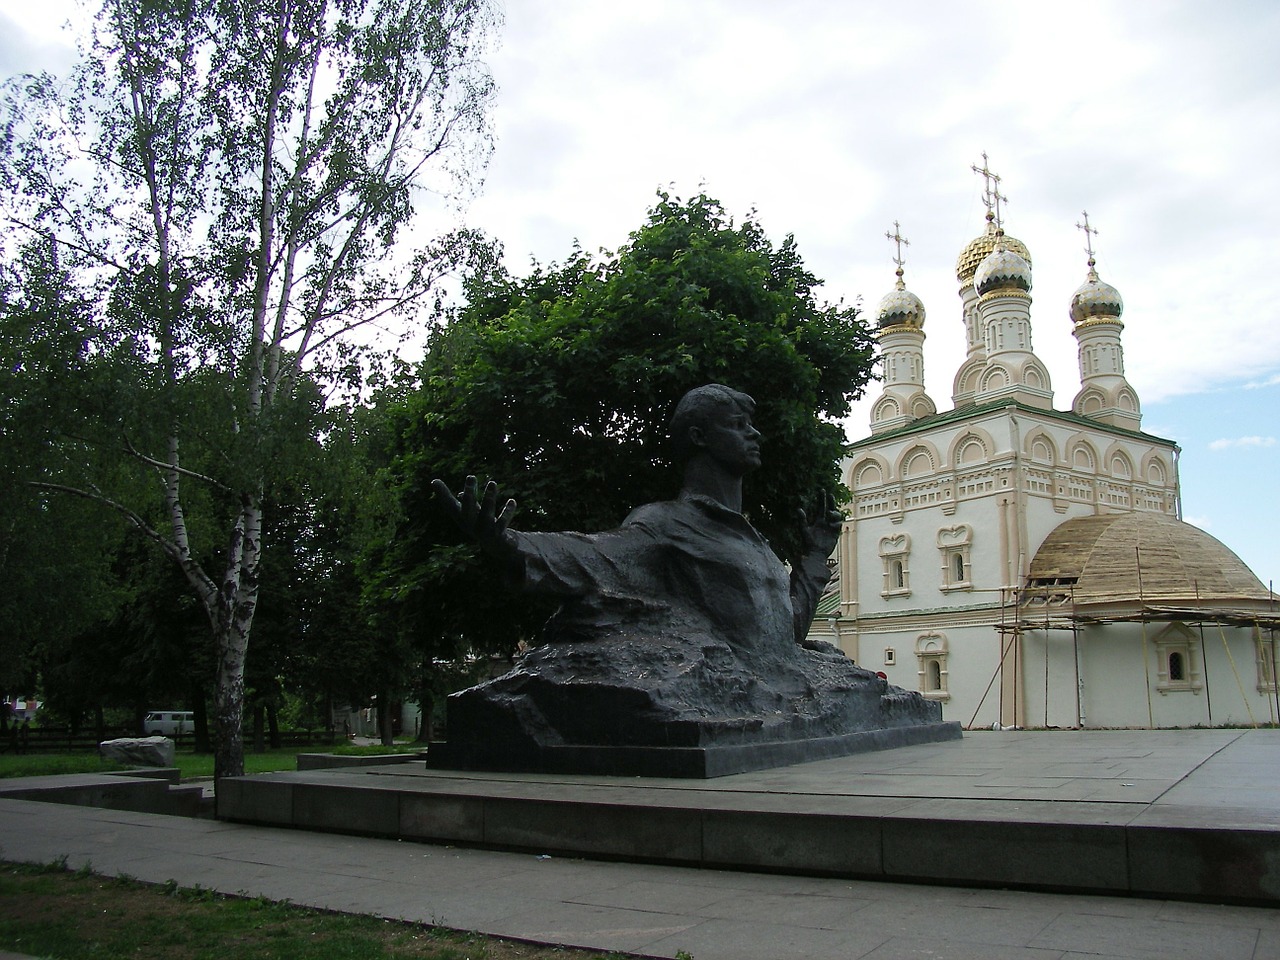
[432,475,607,597]
[790,491,844,646]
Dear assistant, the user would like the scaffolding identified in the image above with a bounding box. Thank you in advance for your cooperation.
[972,581,1280,730]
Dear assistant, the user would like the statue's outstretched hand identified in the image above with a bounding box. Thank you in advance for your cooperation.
[432,475,518,558]
[797,490,844,562]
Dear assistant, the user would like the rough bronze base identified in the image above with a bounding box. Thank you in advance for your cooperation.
[427,720,963,778]
[431,636,956,779]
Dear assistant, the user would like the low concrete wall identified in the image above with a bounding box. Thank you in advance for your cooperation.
[218,766,1280,906]
[0,769,204,817]
[295,752,426,771]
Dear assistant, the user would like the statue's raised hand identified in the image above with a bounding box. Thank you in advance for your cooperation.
[432,475,519,559]
[797,490,844,562]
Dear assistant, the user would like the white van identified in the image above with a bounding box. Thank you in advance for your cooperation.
[145,710,194,737]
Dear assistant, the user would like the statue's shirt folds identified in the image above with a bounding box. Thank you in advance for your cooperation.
[510,495,829,661]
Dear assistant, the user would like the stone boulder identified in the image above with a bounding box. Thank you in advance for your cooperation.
[99,736,176,768]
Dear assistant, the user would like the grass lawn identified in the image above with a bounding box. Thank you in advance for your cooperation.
[0,753,131,779]
[175,741,425,780]
[0,741,425,781]
[0,747,646,958]
[0,860,628,959]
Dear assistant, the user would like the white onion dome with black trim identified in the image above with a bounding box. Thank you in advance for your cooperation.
[877,274,926,329]
[955,215,1032,286]
[1070,262,1124,324]
[974,241,1033,296]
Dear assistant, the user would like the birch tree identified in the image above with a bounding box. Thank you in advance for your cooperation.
[0,0,499,778]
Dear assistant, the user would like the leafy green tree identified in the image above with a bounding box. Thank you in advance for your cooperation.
[375,192,876,680]
[38,539,212,738]
[0,0,499,778]
[0,237,137,699]
[0,488,133,705]
[252,397,391,744]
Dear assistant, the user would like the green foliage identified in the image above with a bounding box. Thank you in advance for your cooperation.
[0,240,135,692]
[0,0,501,777]
[38,537,213,730]
[378,191,875,656]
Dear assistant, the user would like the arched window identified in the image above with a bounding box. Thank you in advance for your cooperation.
[927,660,942,692]
[915,632,949,701]
[879,535,911,598]
[937,525,973,592]
[1154,624,1200,693]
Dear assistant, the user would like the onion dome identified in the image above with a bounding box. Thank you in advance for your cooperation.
[955,213,1031,286]
[877,271,926,329]
[974,241,1032,296]
[1070,260,1124,324]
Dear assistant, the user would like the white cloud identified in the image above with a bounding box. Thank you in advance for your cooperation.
[7,0,1280,585]
[10,0,1280,401]
[1208,436,1277,451]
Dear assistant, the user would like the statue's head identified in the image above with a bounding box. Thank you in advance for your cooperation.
[669,384,758,467]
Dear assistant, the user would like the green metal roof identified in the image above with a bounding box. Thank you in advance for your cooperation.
[846,398,1176,452]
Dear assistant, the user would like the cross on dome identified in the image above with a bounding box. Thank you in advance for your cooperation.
[875,219,925,331]
[885,220,910,280]
[991,180,1008,234]
[1069,209,1123,325]
[1076,210,1099,268]
[971,152,997,210]
[971,152,1008,232]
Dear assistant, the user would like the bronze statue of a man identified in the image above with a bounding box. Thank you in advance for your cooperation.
[433,384,842,665]
[430,384,951,775]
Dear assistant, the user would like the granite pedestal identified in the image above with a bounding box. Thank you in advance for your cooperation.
[219,728,1280,905]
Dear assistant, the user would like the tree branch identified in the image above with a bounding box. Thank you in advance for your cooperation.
[27,479,218,611]
[3,216,130,272]
[121,434,234,494]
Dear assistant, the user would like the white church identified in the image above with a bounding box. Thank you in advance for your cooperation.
[810,162,1278,730]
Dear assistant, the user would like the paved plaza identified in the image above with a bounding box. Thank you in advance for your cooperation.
[1,729,1279,959]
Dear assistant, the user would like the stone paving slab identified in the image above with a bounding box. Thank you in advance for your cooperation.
[1,794,1278,960]
[218,728,1280,904]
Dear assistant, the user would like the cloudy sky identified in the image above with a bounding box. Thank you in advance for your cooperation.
[5,0,1279,588]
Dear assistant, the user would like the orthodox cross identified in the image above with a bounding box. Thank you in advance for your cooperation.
[1076,210,1099,267]
[885,220,910,279]
[971,152,1008,229]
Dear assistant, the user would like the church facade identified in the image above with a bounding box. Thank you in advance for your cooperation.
[810,172,1278,730]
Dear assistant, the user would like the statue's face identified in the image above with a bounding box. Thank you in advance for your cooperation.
[693,403,762,475]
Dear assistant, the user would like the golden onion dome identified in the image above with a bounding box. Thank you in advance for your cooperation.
[956,215,1031,286]
[974,243,1032,297]
[1070,262,1124,324]
[877,274,926,329]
